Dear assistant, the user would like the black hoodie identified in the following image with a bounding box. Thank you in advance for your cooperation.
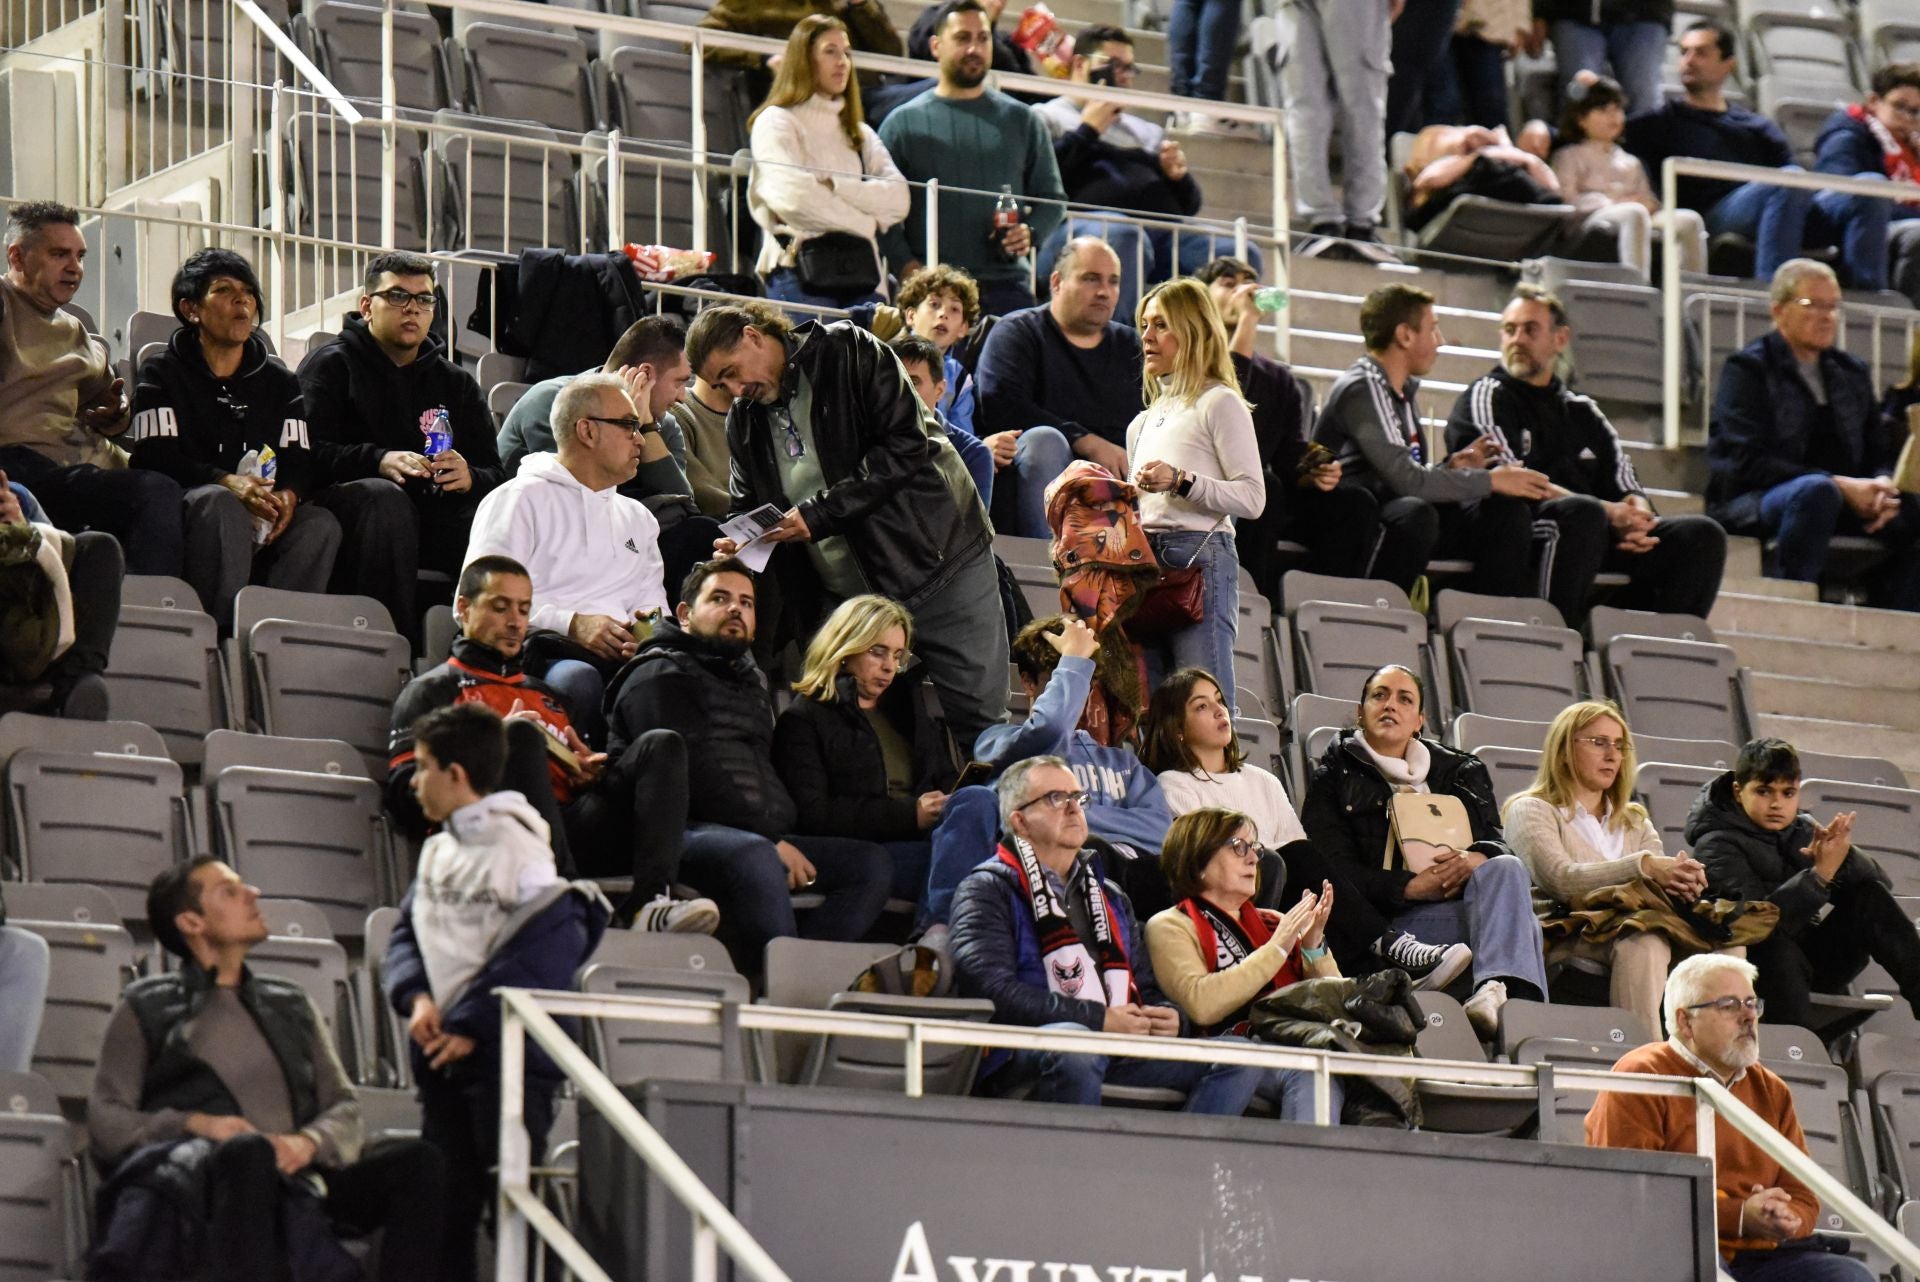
[129,327,317,496]
[297,313,503,494]
[1683,770,1891,936]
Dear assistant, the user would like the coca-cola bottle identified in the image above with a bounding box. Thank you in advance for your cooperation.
[992,185,1021,261]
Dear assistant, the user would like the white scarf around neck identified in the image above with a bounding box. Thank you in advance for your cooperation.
[1359,734,1432,792]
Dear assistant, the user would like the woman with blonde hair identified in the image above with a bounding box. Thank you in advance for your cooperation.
[748,14,910,309]
[1126,277,1265,711]
[1504,699,1716,1030]
[772,593,961,915]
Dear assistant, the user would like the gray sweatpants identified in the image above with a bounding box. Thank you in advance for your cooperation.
[1280,0,1393,227]
[182,483,342,632]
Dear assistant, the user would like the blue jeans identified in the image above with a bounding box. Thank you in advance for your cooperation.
[1251,1042,1345,1123]
[678,824,892,961]
[1039,219,1266,329]
[988,424,1074,540]
[1548,19,1669,115]
[1390,854,1548,999]
[540,659,606,748]
[1167,0,1241,100]
[1707,175,1817,281]
[1810,172,1893,290]
[924,784,998,928]
[995,1021,1266,1112]
[1146,528,1241,714]
[0,926,50,1074]
[763,267,883,318]
[882,838,932,904]
[1725,1249,1875,1282]
[1758,473,1920,609]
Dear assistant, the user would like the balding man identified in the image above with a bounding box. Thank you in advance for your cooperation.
[974,236,1143,537]
[1707,259,1920,611]
[463,372,668,738]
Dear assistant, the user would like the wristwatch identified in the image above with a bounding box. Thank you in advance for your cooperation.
[1174,470,1194,498]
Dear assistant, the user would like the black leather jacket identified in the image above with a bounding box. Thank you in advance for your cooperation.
[1299,728,1513,916]
[725,320,991,610]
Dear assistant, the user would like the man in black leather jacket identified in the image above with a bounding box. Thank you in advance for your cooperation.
[686,300,1008,748]
[87,857,446,1282]
[604,558,891,970]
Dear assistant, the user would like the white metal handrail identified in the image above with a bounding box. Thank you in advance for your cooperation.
[498,985,1920,1281]
[230,0,358,122]
[1659,155,1920,448]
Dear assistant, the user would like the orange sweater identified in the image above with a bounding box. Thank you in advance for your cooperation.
[1584,1041,1820,1259]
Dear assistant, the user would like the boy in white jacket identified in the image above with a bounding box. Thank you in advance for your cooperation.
[464,371,669,742]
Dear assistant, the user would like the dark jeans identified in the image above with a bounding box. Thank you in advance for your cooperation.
[1725,1247,1874,1282]
[987,1020,1264,1112]
[1534,494,1728,621]
[1167,0,1242,100]
[420,1066,556,1282]
[202,1131,450,1282]
[1756,474,1920,611]
[679,823,892,967]
[1434,34,1509,128]
[46,529,123,706]
[1749,878,1920,1029]
[0,444,183,577]
[313,477,482,646]
[1385,0,1464,138]
[1272,837,1399,976]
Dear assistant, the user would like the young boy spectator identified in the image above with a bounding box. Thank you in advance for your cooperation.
[1684,737,1920,1030]
[897,264,985,435]
[891,334,994,504]
[383,702,609,1282]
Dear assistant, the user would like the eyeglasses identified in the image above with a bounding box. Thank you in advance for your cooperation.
[1789,297,1842,315]
[1018,789,1090,813]
[1216,836,1258,859]
[1883,100,1920,120]
[861,645,908,665]
[1574,736,1627,754]
[584,415,646,437]
[370,287,438,312]
[1685,996,1764,1017]
[770,404,804,459]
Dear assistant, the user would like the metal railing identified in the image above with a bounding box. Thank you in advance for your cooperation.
[1660,156,1920,448]
[498,985,1920,1282]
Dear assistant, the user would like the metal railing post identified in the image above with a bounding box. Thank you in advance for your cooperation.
[606,127,623,252]
[379,0,395,248]
[1662,158,1681,449]
[925,178,939,267]
[1311,1058,1332,1126]
[904,1023,924,1099]
[267,78,287,350]
[496,1005,532,1282]
[689,29,708,255]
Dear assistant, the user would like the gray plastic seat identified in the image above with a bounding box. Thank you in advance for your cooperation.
[289,111,431,251]
[1452,713,1549,753]
[1409,991,1537,1135]
[1476,745,1543,809]
[13,913,135,1100]
[1586,605,1717,648]
[1629,733,1735,769]
[1795,752,1909,790]
[992,534,1052,570]
[1289,599,1428,705]
[1287,691,1354,792]
[759,937,900,1084]
[203,729,369,782]
[362,906,410,1089]
[1445,614,1588,723]
[460,23,596,133]
[588,927,735,974]
[1796,779,1920,897]
[807,991,995,1096]
[211,766,389,938]
[6,747,186,923]
[578,963,752,1085]
[240,608,412,777]
[487,380,530,432]
[305,0,449,110]
[435,110,580,253]
[1749,21,1858,82]
[0,1102,79,1282]
[1602,635,1748,744]
[250,931,361,1078]
[1633,760,1721,857]
[420,604,459,670]
[1497,998,1655,1061]
[102,602,227,766]
[1280,570,1410,615]
[1534,275,1666,399]
[1234,716,1283,780]
[0,882,121,928]
[120,574,202,610]
[1509,1036,1630,1144]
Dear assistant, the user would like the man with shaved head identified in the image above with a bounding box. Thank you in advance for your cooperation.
[974,236,1144,536]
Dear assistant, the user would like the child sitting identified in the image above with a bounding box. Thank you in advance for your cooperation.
[1551,75,1708,278]
[1684,736,1920,1029]
[383,702,609,1282]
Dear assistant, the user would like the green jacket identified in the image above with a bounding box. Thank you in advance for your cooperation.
[0,520,74,684]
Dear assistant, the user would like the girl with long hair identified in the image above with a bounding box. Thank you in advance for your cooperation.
[1125,278,1264,712]
[747,14,910,309]
[1549,75,1706,277]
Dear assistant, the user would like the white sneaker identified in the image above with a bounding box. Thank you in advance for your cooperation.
[1463,979,1509,1041]
[631,893,720,935]
[1182,111,1245,138]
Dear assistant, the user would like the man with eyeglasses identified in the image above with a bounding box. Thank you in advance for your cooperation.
[463,372,669,745]
[1031,25,1248,324]
[300,251,505,645]
[1587,954,1872,1281]
[1707,258,1920,611]
[949,754,1265,1111]
[1815,63,1920,309]
[130,247,340,630]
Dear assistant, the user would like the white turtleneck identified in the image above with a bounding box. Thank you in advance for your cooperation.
[748,93,910,276]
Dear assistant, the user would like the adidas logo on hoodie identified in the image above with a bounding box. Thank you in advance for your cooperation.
[624,538,639,553]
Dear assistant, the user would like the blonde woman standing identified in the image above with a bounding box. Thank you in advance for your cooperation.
[1126,278,1265,711]
[1504,700,1717,1032]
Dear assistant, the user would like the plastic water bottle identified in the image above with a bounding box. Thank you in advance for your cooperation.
[237,446,276,545]
[992,186,1021,261]
[1253,256,1289,316]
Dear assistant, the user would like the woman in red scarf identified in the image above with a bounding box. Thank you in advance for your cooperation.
[1145,806,1343,1122]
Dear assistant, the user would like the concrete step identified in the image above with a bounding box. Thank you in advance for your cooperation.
[1753,713,1920,784]
[1749,673,1920,731]
[1290,289,1502,350]
[1620,440,1708,496]
[1646,487,1704,516]
[1287,252,1516,313]
[1288,330,1496,391]
[1725,535,1761,580]
[1709,592,1920,652]
[1722,575,1816,601]
[1728,631,1920,690]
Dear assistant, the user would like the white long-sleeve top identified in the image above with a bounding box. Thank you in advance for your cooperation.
[464,452,667,635]
[749,94,910,278]
[1125,380,1267,532]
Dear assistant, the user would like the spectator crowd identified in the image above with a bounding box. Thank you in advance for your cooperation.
[7,0,1920,1277]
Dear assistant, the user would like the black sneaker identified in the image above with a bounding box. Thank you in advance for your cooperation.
[1376,932,1473,991]
[1342,223,1402,264]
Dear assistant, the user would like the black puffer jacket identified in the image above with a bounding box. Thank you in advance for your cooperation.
[771,667,961,841]
[603,616,795,838]
[130,327,318,495]
[726,320,990,611]
[1683,770,1890,936]
[1299,728,1512,916]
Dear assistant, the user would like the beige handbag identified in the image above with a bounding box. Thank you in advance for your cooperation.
[1383,793,1474,873]
[1895,403,1920,495]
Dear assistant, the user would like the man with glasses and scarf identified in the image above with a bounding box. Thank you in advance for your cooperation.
[1587,954,1872,1282]
[949,754,1265,1112]
[130,248,340,629]
[299,251,504,644]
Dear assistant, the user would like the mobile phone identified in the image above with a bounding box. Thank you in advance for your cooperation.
[1087,62,1116,87]
[952,760,995,791]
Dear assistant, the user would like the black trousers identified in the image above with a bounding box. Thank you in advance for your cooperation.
[1748,878,1920,1029]
[202,1131,449,1282]
[45,530,123,704]
[1279,483,1394,587]
[1434,494,1538,598]
[1535,494,1728,621]
[313,478,481,647]
[500,719,688,917]
[419,1064,557,1282]
[1272,838,1398,975]
[0,445,184,577]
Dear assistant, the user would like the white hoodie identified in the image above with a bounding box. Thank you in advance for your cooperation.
[411,789,560,1008]
[464,452,668,634]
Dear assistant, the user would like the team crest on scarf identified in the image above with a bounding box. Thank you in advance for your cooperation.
[998,835,1135,1008]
